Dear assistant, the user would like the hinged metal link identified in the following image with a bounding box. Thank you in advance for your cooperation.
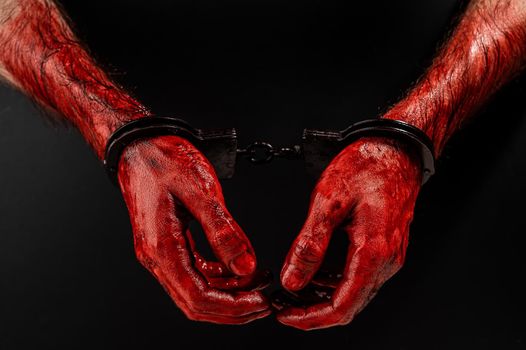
[237,142,302,164]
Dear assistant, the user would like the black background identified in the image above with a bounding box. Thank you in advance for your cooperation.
[1,0,525,349]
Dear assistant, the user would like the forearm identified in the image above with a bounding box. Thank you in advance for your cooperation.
[383,0,526,156]
[0,0,150,158]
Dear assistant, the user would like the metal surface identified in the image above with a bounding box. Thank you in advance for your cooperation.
[105,117,435,184]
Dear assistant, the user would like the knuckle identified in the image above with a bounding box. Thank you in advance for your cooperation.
[213,231,246,257]
[293,238,324,265]
[205,201,233,231]
[206,200,225,220]
[206,207,247,252]
[214,229,237,248]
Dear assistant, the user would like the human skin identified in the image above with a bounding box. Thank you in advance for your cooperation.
[2,0,526,330]
[277,0,526,330]
[0,0,270,324]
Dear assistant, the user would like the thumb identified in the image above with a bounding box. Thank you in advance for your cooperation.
[281,193,337,291]
[195,200,257,276]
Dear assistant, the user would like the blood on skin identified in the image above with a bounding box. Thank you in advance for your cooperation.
[0,0,270,324]
[117,135,270,323]
[383,0,526,155]
[278,0,526,330]
[0,0,150,159]
[1,0,525,330]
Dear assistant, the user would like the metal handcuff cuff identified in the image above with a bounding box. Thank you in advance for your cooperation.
[103,116,435,184]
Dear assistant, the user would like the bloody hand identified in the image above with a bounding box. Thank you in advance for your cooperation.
[117,135,271,324]
[1,0,525,329]
[276,0,526,329]
[277,137,421,330]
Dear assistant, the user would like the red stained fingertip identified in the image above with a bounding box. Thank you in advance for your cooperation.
[229,251,256,276]
[281,266,307,292]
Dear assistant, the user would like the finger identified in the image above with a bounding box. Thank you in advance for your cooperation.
[196,201,257,276]
[277,303,337,330]
[192,288,271,318]
[177,190,256,276]
[131,194,270,322]
[185,229,272,291]
[171,153,257,277]
[185,228,233,278]
[154,237,271,320]
[193,250,271,291]
[186,308,272,325]
[277,260,378,330]
[193,253,231,278]
[280,191,345,292]
[277,217,392,330]
[154,227,270,319]
[207,269,272,291]
[122,151,269,323]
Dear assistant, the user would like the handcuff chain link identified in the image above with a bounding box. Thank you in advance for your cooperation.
[237,142,302,164]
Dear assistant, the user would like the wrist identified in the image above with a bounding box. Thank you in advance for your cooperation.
[82,106,151,160]
[336,119,435,183]
[116,135,191,185]
[115,135,162,189]
[381,95,448,158]
[381,98,434,136]
[361,136,423,183]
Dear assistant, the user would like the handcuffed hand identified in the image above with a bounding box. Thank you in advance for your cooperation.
[117,135,271,324]
[275,137,422,330]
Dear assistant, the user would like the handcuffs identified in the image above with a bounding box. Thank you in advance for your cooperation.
[104,116,435,184]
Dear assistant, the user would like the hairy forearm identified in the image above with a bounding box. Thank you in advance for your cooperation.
[0,0,150,158]
[383,0,526,156]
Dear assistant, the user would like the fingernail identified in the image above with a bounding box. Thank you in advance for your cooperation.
[284,267,305,291]
[229,251,256,276]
